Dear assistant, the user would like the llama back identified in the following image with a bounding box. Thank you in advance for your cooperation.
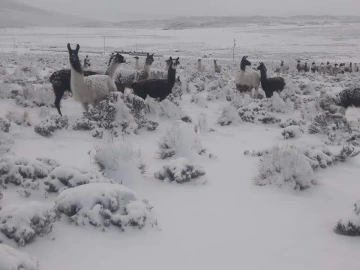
[81,75,115,104]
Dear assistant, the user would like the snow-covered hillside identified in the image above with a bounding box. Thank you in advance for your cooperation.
[1,26,360,270]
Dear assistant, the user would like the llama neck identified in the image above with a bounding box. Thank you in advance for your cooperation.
[167,67,176,85]
[143,63,151,74]
[105,60,119,79]
[259,69,268,82]
[240,63,246,72]
[135,59,140,70]
[70,61,85,100]
[197,62,201,71]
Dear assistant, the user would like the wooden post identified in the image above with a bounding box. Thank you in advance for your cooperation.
[103,36,106,55]
[233,39,236,61]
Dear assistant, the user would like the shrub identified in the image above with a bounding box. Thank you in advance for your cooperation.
[0,118,10,133]
[55,183,156,230]
[157,121,206,159]
[335,201,360,236]
[154,158,207,184]
[253,145,317,190]
[217,106,241,126]
[0,202,58,246]
[34,115,68,137]
[282,125,302,139]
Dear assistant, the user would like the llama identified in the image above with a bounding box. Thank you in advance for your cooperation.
[344,63,353,73]
[311,62,317,73]
[334,88,360,115]
[115,53,154,93]
[319,63,327,74]
[304,63,310,72]
[235,56,260,98]
[330,64,340,76]
[280,60,289,73]
[50,52,124,115]
[134,56,142,70]
[296,60,305,72]
[132,57,179,101]
[197,59,205,73]
[214,60,221,73]
[67,43,118,111]
[257,62,285,98]
[354,63,360,73]
[83,55,91,69]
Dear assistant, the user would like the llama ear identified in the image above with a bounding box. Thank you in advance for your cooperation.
[152,53,154,57]
[169,57,173,61]
[67,43,71,51]
[176,57,179,60]
[76,44,80,52]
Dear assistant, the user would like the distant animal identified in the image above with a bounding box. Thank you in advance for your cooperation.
[335,88,360,115]
[319,63,327,74]
[67,43,119,111]
[304,63,310,72]
[354,63,360,73]
[344,63,353,73]
[197,59,205,73]
[83,55,91,69]
[280,60,289,73]
[235,56,260,98]
[132,57,180,101]
[257,62,285,98]
[297,60,305,72]
[115,53,154,92]
[50,52,124,115]
[311,62,317,73]
[134,56,142,70]
[214,60,221,73]
[330,64,340,76]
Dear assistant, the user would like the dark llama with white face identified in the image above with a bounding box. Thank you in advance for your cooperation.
[257,62,285,98]
[132,57,180,101]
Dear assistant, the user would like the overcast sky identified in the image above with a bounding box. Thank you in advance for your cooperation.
[19,0,360,21]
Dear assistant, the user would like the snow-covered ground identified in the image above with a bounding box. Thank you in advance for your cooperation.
[1,25,360,270]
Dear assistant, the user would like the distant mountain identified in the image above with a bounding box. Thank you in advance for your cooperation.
[0,0,93,28]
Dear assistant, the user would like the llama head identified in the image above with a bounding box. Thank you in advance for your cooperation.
[198,59,201,63]
[257,62,267,72]
[67,43,82,73]
[327,61,330,65]
[134,56,139,60]
[240,56,251,71]
[281,60,284,66]
[214,60,217,64]
[169,57,180,70]
[145,53,154,66]
[312,62,315,65]
[335,63,338,67]
[112,53,126,65]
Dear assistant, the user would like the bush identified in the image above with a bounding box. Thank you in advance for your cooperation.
[302,145,335,170]
[157,121,206,159]
[253,145,317,190]
[154,158,207,184]
[93,140,146,188]
[335,145,360,162]
[45,165,114,193]
[0,118,10,133]
[55,183,156,230]
[6,110,31,126]
[282,125,302,139]
[217,106,241,126]
[308,112,350,135]
[335,201,360,236]
[0,244,39,270]
[34,115,68,137]
[0,132,13,155]
[15,84,54,108]
[0,155,59,188]
[0,202,58,246]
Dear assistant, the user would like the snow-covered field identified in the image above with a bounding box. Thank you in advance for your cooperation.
[1,24,360,270]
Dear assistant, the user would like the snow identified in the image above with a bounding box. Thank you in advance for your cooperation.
[0,244,38,270]
[1,23,360,270]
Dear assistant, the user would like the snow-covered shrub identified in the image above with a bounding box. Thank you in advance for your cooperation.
[308,112,350,136]
[39,106,50,118]
[157,121,206,159]
[15,84,54,108]
[73,92,157,137]
[300,97,320,122]
[159,99,182,119]
[191,94,208,108]
[279,118,306,128]
[0,244,39,270]
[230,93,253,109]
[237,102,281,124]
[253,145,317,190]
[302,145,335,169]
[34,115,68,137]
[45,165,114,193]
[55,183,156,230]
[269,92,293,113]
[0,202,58,246]
[217,106,241,126]
[282,125,302,139]
[0,132,14,155]
[335,145,360,162]
[167,79,183,106]
[335,201,360,236]
[92,141,146,188]
[6,110,31,126]
[154,158,207,184]
[0,155,58,188]
[0,118,10,133]
[319,93,340,114]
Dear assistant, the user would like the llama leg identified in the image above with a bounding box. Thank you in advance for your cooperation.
[54,86,64,116]
[81,102,89,112]
[254,87,259,99]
